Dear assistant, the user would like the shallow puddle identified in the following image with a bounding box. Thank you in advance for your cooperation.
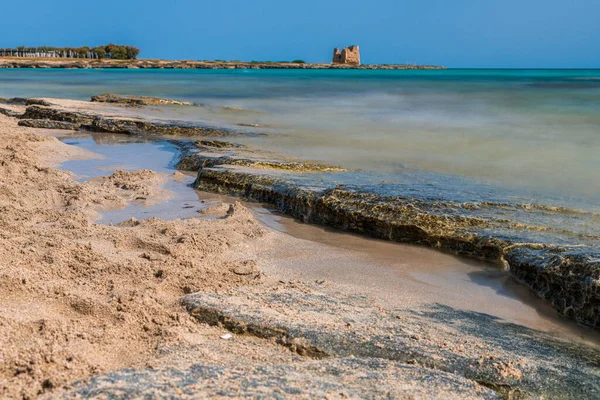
[58,133,223,224]
[55,131,600,347]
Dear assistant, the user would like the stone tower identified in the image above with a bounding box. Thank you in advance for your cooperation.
[332,45,360,65]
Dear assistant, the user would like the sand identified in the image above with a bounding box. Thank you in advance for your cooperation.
[0,113,296,398]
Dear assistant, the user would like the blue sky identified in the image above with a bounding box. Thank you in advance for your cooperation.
[1,0,598,68]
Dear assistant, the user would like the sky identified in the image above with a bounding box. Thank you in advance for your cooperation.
[0,0,598,68]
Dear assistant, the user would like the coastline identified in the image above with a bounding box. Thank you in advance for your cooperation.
[0,57,446,70]
[1,97,600,398]
[3,96,600,329]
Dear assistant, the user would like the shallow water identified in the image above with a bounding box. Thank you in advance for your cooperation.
[53,131,599,346]
[59,133,217,224]
[2,68,600,209]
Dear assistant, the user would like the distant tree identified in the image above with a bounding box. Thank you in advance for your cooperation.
[292,60,306,64]
[92,47,106,59]
[125,46,140,59]
[110,46,128,59]
[0,43,140,59]
[77,46,90,58]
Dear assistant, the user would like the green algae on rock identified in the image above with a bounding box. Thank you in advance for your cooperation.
[91,94,193,106]
[174,139,345,173]
[18,119,79,130]
[505,246,600,328]
[21,105,96,125]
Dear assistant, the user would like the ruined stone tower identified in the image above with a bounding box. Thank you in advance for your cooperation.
[332,45,360,65]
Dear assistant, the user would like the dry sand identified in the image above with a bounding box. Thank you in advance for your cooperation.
[0,113,297,398]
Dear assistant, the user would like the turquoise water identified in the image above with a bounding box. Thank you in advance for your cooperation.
[1,68,600,210]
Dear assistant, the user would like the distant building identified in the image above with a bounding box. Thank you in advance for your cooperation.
[332,45,360,65]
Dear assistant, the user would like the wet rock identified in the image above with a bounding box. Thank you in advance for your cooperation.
[21,105,96,125]
[188,161,600,328]
[19,106,243,137]
[237,122,272,128]
[0,107,23,118]
[54,358,497,399]
[197,139,246,148]
[89,117,235,137]
[180,154,345,173]
[505,246,600,327]
[182,284,600,399]
[192,168,508,259]
[91,94,193,106]
[4,98,54,106]
[173,140,344,173]
[18,119,79,130]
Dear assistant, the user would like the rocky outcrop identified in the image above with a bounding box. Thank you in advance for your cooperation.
[91,94,192,106]
[18,105,245,137]
[192,168,508,259]
[21,105,95,125]
[0,58,445,70]
[18,119,79,130]
[3,98,53,106]
[57,358,499,399]
[181,284,600,398]
[333,45,361,65]
[89,117,234,137]
[174,139,344,173]
[180,145,600,328]
[505,247,600,327]
[179,154,344,174]
[0,107,23,118]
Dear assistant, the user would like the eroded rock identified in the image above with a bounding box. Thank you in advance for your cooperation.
[89,117,234,137]
[0,106,23,118]
[54,358,498,399]
[505,246,600,327]
[21,105,96,125]
[187,158,600,328]
[18,119,79,130]
[182,284,600,399]
[18,105,243,137]
[174,140,344,173]
[91,94,193,106]
[4,98,54,106]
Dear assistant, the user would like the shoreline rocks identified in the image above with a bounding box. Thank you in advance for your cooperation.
[7,99,600,330]
[0,58,447,70]
[18,119,79,130]
[91,94,193,106]
[181,284,600,398]
[176,143,600,329]
[17,105,248,137]
[57,358,499,399]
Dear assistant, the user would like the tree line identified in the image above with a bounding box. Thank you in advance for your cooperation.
[0,44,140,60]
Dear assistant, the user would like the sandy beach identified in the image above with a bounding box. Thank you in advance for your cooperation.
[0,98,600,399]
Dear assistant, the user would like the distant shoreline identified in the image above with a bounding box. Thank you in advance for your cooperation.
[0,57,446,70]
